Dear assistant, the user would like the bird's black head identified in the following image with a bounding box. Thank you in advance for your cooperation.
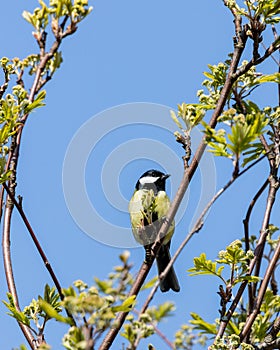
[135,169,170,193]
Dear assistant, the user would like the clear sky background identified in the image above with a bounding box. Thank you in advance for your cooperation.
[0,1,279,349]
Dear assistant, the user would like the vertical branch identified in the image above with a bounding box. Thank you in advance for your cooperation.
[243,178,269,317]
[215,174,279,341]
[1,134,36,347]
[239,238,280,341]
[252,168,278,299]
[2,195,35,349]
[1,10,82,348]
[243,179,269,253]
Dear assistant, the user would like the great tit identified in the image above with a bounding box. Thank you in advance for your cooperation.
[128,169,180,292]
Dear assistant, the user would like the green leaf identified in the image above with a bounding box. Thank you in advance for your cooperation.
[94,277,113,294]
[41,284,61,313]
[25,90,46,114]
[0,170,12,184]
[3,293,31,327]
[234,275,261,284]
[255,73,280,84]
[22,11,34,26]
[227,320,240,335]
[188,253,225,281]
[141,276,158,290]
[147,302,175,321]
[62,285,77,297]
[203,71,214,80]
[217,240,247,265]
[170,110,183,130]
[112,295,136,313]
[190,312,217,334]
[62,326,85,350]
[38,299,73,325]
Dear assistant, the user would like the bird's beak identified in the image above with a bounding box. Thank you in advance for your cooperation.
[162,174,171,180]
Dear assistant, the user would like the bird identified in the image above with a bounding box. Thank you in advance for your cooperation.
[128,169,180,292]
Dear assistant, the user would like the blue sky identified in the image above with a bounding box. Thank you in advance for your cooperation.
[0,1,279,349]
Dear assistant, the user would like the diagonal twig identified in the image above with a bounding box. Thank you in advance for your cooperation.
[2,183,65,301]
[215,172,279,341]
[240,237,280,341]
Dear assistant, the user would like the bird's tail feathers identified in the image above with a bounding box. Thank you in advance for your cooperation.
[156,244,180,292]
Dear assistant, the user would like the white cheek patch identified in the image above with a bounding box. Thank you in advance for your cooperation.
[139,176,159,185]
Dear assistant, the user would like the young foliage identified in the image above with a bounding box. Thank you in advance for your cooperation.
[226,0,280,25]
[188,252,226,282]
[22,0,93,32]
[3,1,280,350]
[3,284,62,337]
[203,102,269,167]
[121,302,175,349]
[3,293,31,329]
[188,241,257,288]
[209,334,254,350]
[174,324,207,349]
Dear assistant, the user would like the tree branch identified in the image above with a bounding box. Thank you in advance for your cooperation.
[233,36,280,80]
[98,17,252,350]
[240,237,280,341]
[132,309,175,350]
[255,338,280,350]
[139,152,268,323]
[136,174,238,326]
[2,183,65,301]
[215,173,279,341]
[2,194,35,349]
[100,9,280,350]
[243,179,269,253]
[98,28,248,350]
[2,17,79,348]
[243,178,269,320]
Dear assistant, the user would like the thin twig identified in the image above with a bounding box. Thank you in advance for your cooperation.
[260,135,274,170]
[233,35,280,79]
[252,173,278,299]
[215,173,279,341]
[0,67,10,99]
[2,195,35,348]
[2,183,65,301]
[132,309,175,350]
[260,42,279,67]
[243,179,269,253]
[252,95,280,300]
[240,237,280,341]
[152,324,175,350]
[0,135,16,221]
[243,178,269,318]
